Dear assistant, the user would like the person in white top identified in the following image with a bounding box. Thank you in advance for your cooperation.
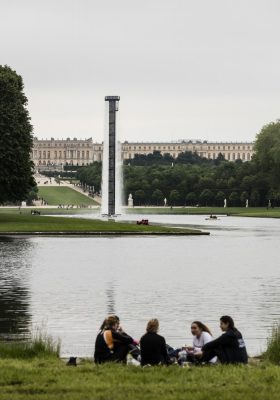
[179,321,217,364]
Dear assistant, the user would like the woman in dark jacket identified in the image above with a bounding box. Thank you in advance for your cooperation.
[202,316,248,364]
[94,315,135,363]
[140,319,169,366]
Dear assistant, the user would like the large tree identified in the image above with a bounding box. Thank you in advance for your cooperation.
[254,120,280,184]
[0,65,35,203]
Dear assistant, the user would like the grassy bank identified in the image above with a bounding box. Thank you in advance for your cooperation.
[126,207,280,218]
[38,187,98,206]
[0,359,279,400]
[0,213,205,235]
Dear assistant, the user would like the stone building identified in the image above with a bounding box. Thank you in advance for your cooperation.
[32,138,254,169]
[32,137,95,169]
[121,140,254,162]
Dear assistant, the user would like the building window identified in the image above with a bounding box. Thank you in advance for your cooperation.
[247,153,250,160]
[233,153,235,160]
[242,153,245,160]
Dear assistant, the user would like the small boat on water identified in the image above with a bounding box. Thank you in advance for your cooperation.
[205,214,219,221]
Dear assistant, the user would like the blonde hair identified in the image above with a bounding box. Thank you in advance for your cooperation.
[146,318,159,333]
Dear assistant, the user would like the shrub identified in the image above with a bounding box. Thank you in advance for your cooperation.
[0,329,60,359]
[263,323,280,364]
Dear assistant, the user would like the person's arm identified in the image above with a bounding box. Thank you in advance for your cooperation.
[161,337,169,364]
[202,333,232,351]
[112,330,134,345]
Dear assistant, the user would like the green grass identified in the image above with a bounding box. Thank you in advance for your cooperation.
[263,324,280,364]
[0,213,204,234]
[38,187,98,206]
[0,331,60,359]
[126,207,280,218]
[0,359,279,400]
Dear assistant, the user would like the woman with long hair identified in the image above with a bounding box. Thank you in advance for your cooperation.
[202,316,248,364]
[94,315,136,363]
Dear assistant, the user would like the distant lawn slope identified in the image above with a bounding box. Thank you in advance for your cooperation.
[0,213,206,235]
[38,187,98,206]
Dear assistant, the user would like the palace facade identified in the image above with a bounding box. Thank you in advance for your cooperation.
[32,137,254,169]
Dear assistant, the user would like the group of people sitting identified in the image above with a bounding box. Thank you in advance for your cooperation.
[94,315,248,366]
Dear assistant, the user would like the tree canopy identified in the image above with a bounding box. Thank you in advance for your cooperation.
[254,120,280,185]
[0,65,35,203]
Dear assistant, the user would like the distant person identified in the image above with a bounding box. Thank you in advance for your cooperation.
[99,315,140,360]
[94,316,137,364]
[202,316,248,364]
[168,321,216,364]
[140,319,169,366]
[180,321,217,364]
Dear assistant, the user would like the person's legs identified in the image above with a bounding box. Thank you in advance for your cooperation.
[111,344,130,362]
[128,344,141,360]
[202,347,226,364]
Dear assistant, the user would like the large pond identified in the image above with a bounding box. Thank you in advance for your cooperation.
[0,214,279,357]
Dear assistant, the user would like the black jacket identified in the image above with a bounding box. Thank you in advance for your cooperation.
[140,332,169,366]
[202,329,248,364]
[94,330,133,363]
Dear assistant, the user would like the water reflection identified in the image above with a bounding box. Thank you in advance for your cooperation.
[106,282,116,314]
[0,237,32,337]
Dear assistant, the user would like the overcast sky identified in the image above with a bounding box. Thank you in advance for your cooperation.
[1,0,280,143]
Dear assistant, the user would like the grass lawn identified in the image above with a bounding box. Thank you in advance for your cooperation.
[0,358,280,400]
[38,187,98,206]
[0,213,206,235]
[126,207,280,218]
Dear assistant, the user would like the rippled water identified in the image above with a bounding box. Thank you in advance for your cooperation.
[0,214,280,357]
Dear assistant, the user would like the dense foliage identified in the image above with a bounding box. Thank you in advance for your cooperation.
[123,161,269,206]
[254,120,280,200]
[0,65,35,203]
[77,162,102,192]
